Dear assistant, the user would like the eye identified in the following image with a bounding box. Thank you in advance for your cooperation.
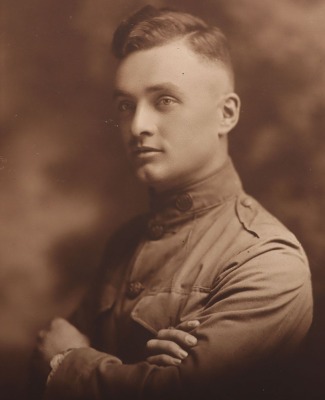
[157,96,177,108]
[117,100,135,113]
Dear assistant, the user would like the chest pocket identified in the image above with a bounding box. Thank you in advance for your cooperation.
[131,287,210,334]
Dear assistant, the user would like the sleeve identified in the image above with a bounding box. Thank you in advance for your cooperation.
[44,237,313,400]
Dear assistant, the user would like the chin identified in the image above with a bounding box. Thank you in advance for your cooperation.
[135,167,168,190]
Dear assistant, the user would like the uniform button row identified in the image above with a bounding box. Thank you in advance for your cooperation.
[126,281,145,299]
[175,193,193,212]
[147,220,165,240]
[147,193,193,240]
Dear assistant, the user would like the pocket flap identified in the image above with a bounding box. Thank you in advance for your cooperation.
[130,290,187,334]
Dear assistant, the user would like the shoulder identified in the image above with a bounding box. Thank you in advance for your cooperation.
[229,192,311,284]
[221,193,313,343]
[235,192,303,246]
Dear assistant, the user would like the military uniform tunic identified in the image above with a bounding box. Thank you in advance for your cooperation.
[45,158,313,400]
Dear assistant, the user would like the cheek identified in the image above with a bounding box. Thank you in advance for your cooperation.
[158,117,199,156]
[169,106,211,137]
[189,97,219,124]
[117,121,131,144]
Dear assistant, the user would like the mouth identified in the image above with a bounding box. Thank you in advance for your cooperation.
[132,146,163,156]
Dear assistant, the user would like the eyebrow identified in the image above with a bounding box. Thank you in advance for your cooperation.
[113,82,184,99]
[113,89,132,99]
[145,83,184,95]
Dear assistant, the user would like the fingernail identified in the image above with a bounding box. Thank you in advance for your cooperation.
[186,335,197,345]
[174,358,182,365]
[188,320,200,328]
[179,350,188,359]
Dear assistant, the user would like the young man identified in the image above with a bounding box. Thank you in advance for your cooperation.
[37,6,313,399]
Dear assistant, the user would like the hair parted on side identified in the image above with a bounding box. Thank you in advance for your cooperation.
[112,5,234,82]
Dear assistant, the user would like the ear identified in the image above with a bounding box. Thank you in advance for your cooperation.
[218,93,241,135]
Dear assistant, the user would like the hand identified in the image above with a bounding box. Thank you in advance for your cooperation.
[146,320,200,366]
[37,318,90,365]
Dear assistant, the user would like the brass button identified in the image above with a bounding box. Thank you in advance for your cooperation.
[242,197,253,207]
[175,193,193,212]
[148,221,165,240]
[126,281,145,299]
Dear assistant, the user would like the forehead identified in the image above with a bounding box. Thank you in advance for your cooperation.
[114,39,230,95]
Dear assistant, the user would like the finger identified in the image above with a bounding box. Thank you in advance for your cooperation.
[186,320,200,329]
[146,355,182,367]
[157,329,197,347]
[147,339,188,359]
[168,320,200,331]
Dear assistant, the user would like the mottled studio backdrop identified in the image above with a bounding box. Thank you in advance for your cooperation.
[1,0,324,399]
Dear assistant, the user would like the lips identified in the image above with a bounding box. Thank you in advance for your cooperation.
[132,146,162,155]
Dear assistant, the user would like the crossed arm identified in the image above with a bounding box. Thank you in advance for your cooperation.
[37,318,199,371]
[36,242,313,399]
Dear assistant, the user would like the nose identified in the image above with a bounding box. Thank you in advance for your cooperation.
[130,103,156,137]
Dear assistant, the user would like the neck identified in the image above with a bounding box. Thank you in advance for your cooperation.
[150,152,230,196]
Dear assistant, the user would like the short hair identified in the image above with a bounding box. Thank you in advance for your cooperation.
[112,5,234,84]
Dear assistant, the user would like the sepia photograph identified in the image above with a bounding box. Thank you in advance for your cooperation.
[0,1,324,399]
